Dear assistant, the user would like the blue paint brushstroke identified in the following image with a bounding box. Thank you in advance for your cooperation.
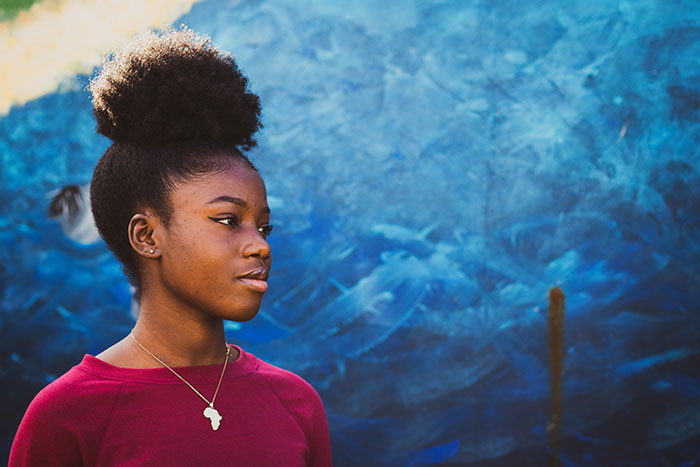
[2,0,700,465]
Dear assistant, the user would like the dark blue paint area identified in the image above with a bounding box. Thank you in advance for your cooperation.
[2,0,700,465]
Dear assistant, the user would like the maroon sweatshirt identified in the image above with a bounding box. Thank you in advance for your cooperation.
[10,345,332,466]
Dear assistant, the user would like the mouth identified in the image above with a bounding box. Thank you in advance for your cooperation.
[236,267,269,293]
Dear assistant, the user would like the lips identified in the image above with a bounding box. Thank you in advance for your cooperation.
[236,266,269,293]
[238,266,269,281]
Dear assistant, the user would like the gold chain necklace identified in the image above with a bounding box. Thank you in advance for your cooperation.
[129,332,231,431]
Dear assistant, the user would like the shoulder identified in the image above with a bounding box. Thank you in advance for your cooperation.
[247,354,333,466]
[253,356,323,404]
[245,352,326,422]
[27,360,125,418]
[10,359,126,466]
[15,360,126,438]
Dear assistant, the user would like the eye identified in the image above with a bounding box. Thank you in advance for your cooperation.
[209,216,239,227]
[258,225,274,239]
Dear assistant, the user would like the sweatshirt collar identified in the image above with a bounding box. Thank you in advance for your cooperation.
[78,345,257,384]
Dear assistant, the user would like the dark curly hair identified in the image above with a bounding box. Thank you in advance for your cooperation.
[88,27,262,288]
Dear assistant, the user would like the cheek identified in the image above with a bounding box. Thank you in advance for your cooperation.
[172,234,233,279]
[163,230,206,275]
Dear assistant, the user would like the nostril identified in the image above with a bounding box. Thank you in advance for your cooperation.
[248,245,271,260]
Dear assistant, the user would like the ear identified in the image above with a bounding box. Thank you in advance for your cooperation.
[128,212,161,259]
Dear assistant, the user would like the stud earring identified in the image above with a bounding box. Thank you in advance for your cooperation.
[148,249,155,254]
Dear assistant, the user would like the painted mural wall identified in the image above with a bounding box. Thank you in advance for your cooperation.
[1,0,699,465]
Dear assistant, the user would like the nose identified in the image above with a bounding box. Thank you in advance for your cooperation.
[243,228,271,260]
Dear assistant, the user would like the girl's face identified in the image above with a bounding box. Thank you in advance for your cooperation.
[155,161,272,322]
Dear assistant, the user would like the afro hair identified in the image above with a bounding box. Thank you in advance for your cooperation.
[88,26,261,148]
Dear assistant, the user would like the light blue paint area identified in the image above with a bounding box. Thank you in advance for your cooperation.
[370,223,437,243]
[223,321,241,331]
[2,0,700,465]
[615,349,699,377]
[266,195,284,210]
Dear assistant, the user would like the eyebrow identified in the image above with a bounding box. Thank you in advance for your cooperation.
[207,195,270,213]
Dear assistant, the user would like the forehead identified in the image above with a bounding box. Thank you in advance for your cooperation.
[169,163,267,209]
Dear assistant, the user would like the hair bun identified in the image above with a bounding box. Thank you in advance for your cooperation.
[89,27,261,149]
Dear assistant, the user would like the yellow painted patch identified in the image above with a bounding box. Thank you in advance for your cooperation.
[0,0,200,116]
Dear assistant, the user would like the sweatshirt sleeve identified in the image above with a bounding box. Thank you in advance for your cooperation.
[9,387,85,467]
[308,389,333,467]
[257,361,333,466]
[9,368,123,467]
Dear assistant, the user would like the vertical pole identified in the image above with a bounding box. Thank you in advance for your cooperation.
[548,287,565,467]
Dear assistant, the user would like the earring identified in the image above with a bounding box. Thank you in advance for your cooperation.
[145,248,155,254]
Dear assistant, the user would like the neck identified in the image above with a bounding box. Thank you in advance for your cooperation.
[131,294,228,367]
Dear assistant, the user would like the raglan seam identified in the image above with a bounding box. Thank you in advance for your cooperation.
[94,379,128,465]
[75,367,129,382]
[257,371,313,464]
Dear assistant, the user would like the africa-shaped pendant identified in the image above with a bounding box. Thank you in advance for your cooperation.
[203,405,222,431]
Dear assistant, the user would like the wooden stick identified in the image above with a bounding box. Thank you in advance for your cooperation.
[548,287,565,467]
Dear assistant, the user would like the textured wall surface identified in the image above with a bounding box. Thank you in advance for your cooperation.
[2,0,700,465]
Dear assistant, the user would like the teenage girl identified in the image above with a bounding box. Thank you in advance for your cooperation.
[10,27,332,466]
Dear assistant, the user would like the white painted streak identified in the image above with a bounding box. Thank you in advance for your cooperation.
[0,0,200,116]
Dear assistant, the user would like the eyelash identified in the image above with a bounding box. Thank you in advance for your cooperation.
[209,216,273,239]
[259,225,274,238]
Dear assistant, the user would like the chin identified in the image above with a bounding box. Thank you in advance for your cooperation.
[224,301,262,322]
[232,309,260,322]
